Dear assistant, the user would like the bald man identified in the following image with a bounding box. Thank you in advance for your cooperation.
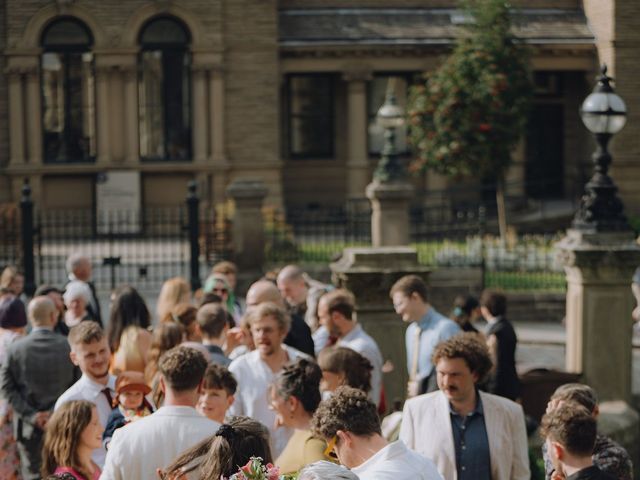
[246,280,315,356]
[1,296,76,479]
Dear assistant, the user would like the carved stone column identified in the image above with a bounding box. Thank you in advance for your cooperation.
[210,65,228,205]
[366,180,414,247]
[95,65,111,165]
[122,65,139,165]
[556,230,640,402]
[6,68,25,166]
[343,67,372,199]
[226,179,268,272]
[192,65,209,164]
[24,65,43,165]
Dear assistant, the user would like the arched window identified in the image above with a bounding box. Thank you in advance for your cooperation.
[41,17,96,163]
[138,16,192,161]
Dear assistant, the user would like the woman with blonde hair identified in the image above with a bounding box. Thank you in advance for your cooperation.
[156,277,191,322]
[41,400,103,480]
[0,266,24,296]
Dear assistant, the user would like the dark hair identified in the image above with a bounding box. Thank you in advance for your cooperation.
[479,289,507,317]
[311,386,381,439]
[320,289,355,321]
[108,285,151,352]
[317,347,372,393]
[198,292,223,308]
[68,320,104,347]
[158,346,208,392]
[275,358,322,413]
[551,383,598,413]
[451,295,479,319]
[162,416,272,480]
[540,403,596,457]
[197,303,228,339]
[41,400,95,480]
[432,333,493,381]
[390,275,428,302]
[203,364,237,396]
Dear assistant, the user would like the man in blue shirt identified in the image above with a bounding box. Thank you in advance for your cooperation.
[390,275,460,396]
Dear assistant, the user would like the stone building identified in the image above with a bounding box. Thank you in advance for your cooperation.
[0,0,638,217]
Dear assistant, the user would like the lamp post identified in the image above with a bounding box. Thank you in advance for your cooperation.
[373,90,406,182]
[572,65,630,232]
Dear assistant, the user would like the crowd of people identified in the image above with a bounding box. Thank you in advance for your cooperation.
[0,259,634,479]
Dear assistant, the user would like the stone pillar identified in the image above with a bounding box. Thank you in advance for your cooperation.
[25,66,42,165]
[7,69,25,166]
[210,66,228,205]
[109,69,125,163]
[192,66,209,164]
[226,179,268,271]
[95,66,111,165]
[556,230,640,402]
[366,180,413,246]
[343,68,372,198]
[331,247,430,407]
[123,66,139,165]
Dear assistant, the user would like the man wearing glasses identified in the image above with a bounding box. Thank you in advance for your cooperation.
[311,386,442,480]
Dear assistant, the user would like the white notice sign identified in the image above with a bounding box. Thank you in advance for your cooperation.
[96,171,141,234]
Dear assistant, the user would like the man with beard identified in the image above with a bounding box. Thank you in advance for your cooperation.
[55,321,116,468]
[228,301,309,456]
[400,333,529,480]
[1,296,76,480]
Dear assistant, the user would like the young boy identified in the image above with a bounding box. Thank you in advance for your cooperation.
[102,371,154,448]
[197,364,237,424]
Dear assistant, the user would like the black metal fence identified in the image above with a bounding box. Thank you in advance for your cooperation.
[1,181,232,297]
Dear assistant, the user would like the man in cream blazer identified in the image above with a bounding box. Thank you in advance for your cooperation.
[399,333,529,480]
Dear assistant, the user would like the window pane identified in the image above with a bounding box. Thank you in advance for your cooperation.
[140,17,190,45]
[287,75,333,158]
[139,50,191,161]
[42,52,96,163]
[368,76,409,155]
[42,19,92,47]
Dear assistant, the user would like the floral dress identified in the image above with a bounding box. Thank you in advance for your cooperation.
[0,329,23,480]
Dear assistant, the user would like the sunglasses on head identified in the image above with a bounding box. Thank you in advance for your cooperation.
[324,435,338,460]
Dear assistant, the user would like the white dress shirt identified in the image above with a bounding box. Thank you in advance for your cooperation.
[55,373,117,467]
[351,440,443,480]
[100,405,219,480]
[228,345,308,457]
[337,323,384,406]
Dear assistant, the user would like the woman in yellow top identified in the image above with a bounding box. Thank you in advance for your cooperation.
[270,358,328,474]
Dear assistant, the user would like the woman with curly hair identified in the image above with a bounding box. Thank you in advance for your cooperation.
[160,416,271,480]
[41,400,103,480]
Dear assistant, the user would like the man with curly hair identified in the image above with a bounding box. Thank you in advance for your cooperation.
[400,333,529,480]
[311,386,442,479]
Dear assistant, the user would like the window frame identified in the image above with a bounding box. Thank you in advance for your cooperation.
[138,15,193,163]
[40,16,96,164]
[284,73,336,160]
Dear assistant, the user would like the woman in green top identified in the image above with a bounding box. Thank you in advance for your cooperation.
[270,358,329,474]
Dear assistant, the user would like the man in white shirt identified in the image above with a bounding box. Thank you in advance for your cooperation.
[228,301,308,456]
[101,346,218,480]
[55,321,115,468]
[311,386,442,480]
[317,289,383,406]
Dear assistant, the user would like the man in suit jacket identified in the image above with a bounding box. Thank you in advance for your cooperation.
[65,253,102,326]
[400,333,529,480]
[0,296,76,480]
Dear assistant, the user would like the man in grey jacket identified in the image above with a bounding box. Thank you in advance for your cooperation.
[1,296,76,479]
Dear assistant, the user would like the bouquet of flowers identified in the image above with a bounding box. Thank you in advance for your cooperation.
[226,457,297,480]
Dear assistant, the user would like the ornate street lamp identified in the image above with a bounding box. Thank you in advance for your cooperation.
[373,90,406,182]
[572,65,630,232]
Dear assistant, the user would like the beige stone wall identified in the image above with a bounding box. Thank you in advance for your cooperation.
[280,0,580,8]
